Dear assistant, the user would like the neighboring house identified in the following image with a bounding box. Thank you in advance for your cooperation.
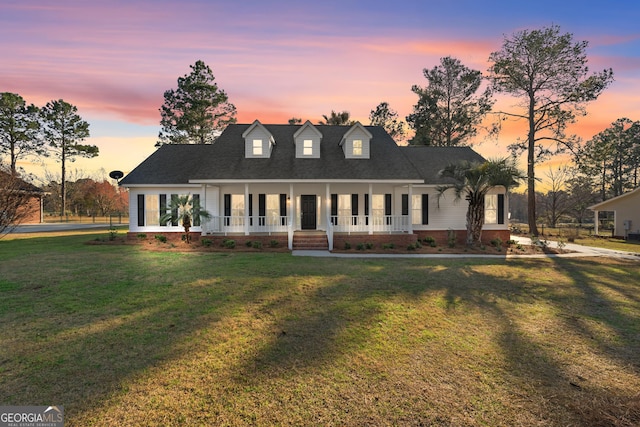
[589,187,640,239]
[0,171,45,224]
[120,121,510,249]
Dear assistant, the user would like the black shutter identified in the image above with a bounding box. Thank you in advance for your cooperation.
[248,194,253,226]
[385,194,392,225]
[259,194,266,226]
[331,193,338,225]
[351,194,358,225]
[193,194,201,226]
[401,194,409,216]
[159,194,167,227]
[171,194,178,226]
[422,194,429,225]
[224,194,231,226]
[137,194,145,226]
[280,194,287,225]
[498,194,505,224]
[364,193,369,225]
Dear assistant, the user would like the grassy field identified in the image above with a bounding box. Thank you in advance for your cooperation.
[1,233,639,426]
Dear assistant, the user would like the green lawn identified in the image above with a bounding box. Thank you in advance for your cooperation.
[1,233,639,426]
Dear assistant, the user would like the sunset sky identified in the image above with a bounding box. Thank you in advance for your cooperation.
[2,0,639,183]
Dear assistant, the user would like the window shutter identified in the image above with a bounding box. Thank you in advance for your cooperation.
[159,194,167,227]
[248,194,253,226]
[498,194,505,224]
[171,194,178,226]
[331,194,338,225]
[422,194,429,225]
[401,194,409,216]
[193,194,201,227]
[364,193,369,225]
[351,194,358,225]
[137,194,145,227]
[280,194,287,225]
[385,194,392,225]
[224,194,231,226]
[258,194,266,226]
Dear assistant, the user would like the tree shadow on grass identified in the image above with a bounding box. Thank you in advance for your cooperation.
[1,241,639,425]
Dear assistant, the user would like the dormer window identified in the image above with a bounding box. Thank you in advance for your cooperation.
[253,139,263,156]
[243,120,275,158]
[353,140,363,156]
[294,120,323,158]
[341,122,372,159]
[303,140,313,156]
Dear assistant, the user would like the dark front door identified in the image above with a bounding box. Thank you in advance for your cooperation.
[301,195,317,230]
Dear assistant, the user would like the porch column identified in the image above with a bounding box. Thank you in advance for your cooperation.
[244,183,250,235]
[368,183,373,235]
[593,210,599,235]
[288,183,294,250]
[408,184,413,234]
[326,183,333,250]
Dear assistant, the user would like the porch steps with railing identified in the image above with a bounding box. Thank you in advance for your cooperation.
[293,231,329,250]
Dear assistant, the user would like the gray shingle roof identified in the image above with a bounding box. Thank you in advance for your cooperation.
[399,146,486,185]
[120,124,486,186]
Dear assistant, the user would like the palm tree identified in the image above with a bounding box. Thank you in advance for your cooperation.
[159,194,211,243]
[438,158,524,246]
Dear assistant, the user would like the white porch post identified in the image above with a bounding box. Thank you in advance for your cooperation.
[408,184,413,234]
[594,210,599,235]
[244,183,250,235]
[368,183,373,235]
[326,183,333,250]
[288,183,294,250]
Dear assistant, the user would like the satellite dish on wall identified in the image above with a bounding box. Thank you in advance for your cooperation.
[109,170,124,182]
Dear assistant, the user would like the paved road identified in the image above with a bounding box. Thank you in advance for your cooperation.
[8,223,124,233]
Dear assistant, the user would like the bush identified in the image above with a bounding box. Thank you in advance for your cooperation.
[245,240,253,247]
[270,239,279,248]
[407,243,416,251]
[222,239,236,249]
[344,242,352,250]
[490,237,503,251]
[447,229,456,248]
[201,238,212,247]
[423,236,436,247]
[252,241,263,249]
[154,234,167,243]
[108,227,118,241]
[382,243,395,250]
[137,233,147,239]
[356,243,365,251]
[366,242,374,250]
[415,240,422,248]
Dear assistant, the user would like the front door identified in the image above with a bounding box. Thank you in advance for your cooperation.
[301,195,317,230]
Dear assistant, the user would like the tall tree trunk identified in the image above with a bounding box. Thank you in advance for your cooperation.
[466,192,484,246]
[60,137,66,216]
[527,93,539,236]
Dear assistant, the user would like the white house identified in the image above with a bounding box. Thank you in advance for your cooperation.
[589,187,640,240]
[119,120,510,250]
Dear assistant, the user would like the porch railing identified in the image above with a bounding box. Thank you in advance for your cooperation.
[202,216,289,235]
[330,215,410,233]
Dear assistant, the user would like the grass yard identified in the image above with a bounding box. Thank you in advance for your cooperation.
[1,233,639,426]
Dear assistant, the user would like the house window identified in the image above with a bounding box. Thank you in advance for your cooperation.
[231,194,244,218]
[338,194,351,224]
[353,140,362,156]
[372,194,384,222]
[303,139,313,156]
[145,194,159,226]
[266,194,280,224]
[485,194,504,224]
[253,139,263,156]
[412,195,422,225]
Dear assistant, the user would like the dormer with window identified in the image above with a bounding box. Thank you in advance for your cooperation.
[243,120,275,158]
[341,122,372,159]
[293,120,322,158]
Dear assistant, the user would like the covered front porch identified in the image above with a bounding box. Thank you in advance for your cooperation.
[196,180,421,250]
